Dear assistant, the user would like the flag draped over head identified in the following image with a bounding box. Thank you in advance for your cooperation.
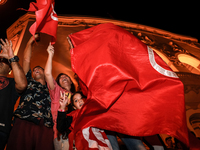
[69,23,189,148]
[24,0,58,44]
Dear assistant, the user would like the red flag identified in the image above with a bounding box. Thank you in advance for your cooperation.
[69,23,189,147]
[24,0,58,44]
[67,110,112,150]
[75,127,112,150]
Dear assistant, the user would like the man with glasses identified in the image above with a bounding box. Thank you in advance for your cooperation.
[0,39,27,149]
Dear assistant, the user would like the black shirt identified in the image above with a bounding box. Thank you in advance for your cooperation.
[0,76,19,134]
[57,111,72,135]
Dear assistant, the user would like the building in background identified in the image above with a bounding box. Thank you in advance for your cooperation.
[0,0,7,5]
[7,12,200,147]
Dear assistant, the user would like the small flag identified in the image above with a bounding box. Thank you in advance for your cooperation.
[23,0,58,44]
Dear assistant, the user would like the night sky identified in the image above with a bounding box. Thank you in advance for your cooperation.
[0,0,199,42]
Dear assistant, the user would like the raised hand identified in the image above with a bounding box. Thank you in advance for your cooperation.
[27,34,39,45]
[0,39,14,59]
[47,42,54,58]
[59,91,69,110]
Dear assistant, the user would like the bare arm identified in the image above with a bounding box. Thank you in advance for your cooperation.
[44,42,55,90]
[23,34,39,74]
[12,61,27,93]
[0,39,27,93]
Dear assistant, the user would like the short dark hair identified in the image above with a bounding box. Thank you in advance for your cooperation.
[33,66,44,71]
[55,73,76,93]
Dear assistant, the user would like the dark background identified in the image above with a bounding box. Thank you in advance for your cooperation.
[0,0,199,41]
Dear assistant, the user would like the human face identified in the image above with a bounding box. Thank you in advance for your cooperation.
[32,66,44,80]
[59,75,72,90]
[0,57,11,76]
[166,138,173,148]
[73,93,85,110]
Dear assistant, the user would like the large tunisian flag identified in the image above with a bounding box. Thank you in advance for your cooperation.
[69,23,189,148]
[23,0,58,44]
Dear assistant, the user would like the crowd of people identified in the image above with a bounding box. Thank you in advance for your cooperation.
[0,34,145,150]
[0,32,190,150]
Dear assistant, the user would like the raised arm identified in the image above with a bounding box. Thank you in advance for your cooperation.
[44,42,55,90]
[23,34,39,74]
[57,91,72,133]
[0,39,27,93]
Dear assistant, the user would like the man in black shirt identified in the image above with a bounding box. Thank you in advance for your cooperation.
[0,39,27,149]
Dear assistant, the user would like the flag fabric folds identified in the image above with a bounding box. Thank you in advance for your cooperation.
[67,109,112,150]
[69,23,189,148]
[24,0,58,44]
[75,127,113,150]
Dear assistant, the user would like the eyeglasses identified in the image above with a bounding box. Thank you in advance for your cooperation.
[0,57,12,70]
[0,57,9,65]
[0,57,9,64]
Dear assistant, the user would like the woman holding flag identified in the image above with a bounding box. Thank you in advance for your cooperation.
[45,43,75,150]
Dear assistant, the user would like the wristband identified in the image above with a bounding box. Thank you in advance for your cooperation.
[58,109,65,112]
[8,56,19,63]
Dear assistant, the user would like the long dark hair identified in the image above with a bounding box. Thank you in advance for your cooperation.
[70,91,87,107]
[67,91,87,113]
[55,73,76,93]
